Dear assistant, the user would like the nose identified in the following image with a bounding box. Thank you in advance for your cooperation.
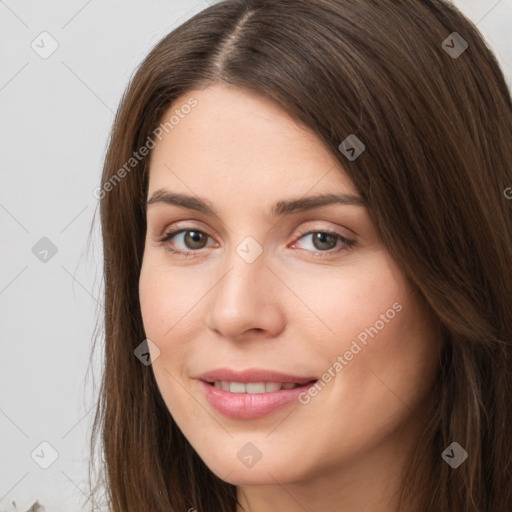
[204,246,286,341]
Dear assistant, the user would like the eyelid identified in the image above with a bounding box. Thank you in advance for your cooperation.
[289,220,356,243]
[157,218,353,240]
[154,219,216,246]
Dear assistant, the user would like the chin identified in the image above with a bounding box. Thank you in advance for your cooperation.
[194,443,313,486]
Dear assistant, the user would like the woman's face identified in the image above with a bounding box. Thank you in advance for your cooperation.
[139,83,440,488]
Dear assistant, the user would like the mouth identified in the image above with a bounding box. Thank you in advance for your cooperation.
[195,368,319,418]
[198,376,319,419]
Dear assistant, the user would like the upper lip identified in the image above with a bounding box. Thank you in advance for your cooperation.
[197,367,318,385]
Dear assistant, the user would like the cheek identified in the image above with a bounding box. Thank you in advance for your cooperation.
[319,281,439,435]
[295,258,438,410]
[287,258,405,354]
[139,263,199,415]
[139,260,199,343]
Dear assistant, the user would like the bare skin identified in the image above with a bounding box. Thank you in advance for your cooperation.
[139,83,441,512]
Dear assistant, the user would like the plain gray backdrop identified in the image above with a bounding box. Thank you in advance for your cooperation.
[1,1,511,511]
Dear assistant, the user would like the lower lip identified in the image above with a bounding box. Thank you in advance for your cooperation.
[198,380,317,419]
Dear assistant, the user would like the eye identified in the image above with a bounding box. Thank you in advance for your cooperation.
[158,226,356,258]
[159,228,215,256]
[291,229,356,257]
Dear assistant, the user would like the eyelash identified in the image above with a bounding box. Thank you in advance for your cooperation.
[158,226,356,259]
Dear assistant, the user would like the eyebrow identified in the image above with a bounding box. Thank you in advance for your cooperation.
[146,189,366,216]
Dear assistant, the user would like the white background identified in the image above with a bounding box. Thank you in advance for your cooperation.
[1,1,511,511]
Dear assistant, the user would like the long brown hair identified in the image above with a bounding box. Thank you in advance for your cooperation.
[87,1,512,510]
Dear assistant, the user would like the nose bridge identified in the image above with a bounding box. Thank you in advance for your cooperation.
[215,235,269,310]
[205,234,283,337]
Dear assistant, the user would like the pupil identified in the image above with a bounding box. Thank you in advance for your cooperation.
[313,233,336,250]
[186,231,205,249]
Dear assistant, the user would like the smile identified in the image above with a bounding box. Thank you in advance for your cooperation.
[198,379,318,419]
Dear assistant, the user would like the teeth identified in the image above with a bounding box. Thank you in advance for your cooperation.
[265,382,281,392]
[229,382,246,393]
[246,382,266,394]
[212,381,301,393]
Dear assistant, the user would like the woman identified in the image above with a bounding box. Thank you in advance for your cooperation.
[88,1,512,511]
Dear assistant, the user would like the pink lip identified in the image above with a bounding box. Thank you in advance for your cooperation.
[195,367,318,420]
[197,367,317,385]
[198,380,317,419]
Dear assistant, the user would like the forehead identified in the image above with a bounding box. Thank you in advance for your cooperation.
[147,84,359,206]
